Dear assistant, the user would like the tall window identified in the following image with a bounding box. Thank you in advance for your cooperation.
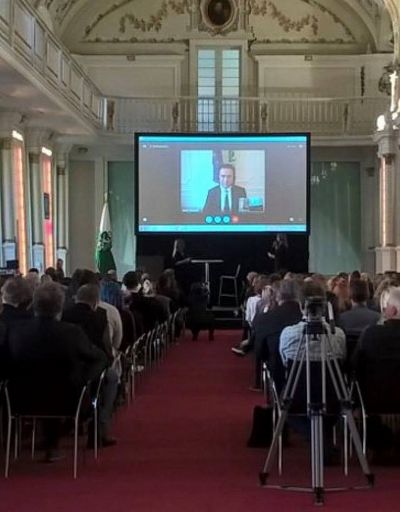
[197,48,240,131]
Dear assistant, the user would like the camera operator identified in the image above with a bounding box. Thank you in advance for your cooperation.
[278,282,346,464]
[279,282,346,366]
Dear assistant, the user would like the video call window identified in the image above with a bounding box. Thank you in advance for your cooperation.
[135,133,309,234]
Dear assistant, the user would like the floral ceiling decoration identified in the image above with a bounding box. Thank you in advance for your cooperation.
[118,0,190,33]
[43,0,374,45]
[42,0,79,25]
[248,0,356,43]
[82,0,192,40]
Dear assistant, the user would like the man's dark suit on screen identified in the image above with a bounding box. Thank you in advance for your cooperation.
[203,185,247,215]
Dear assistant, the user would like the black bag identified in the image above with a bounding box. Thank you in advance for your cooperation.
[247,405,273,448]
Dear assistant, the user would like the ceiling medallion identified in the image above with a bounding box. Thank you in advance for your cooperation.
[199,0,238,34]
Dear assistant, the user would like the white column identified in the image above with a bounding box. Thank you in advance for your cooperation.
[26,128,52,272]
[56,157,68,272]
[28,151,45,271]
[1,137,16,263]
[374,124,398,272]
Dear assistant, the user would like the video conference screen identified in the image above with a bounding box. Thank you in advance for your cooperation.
[135,133,309,234]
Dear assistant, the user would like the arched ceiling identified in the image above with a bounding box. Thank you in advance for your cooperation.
[33,0,397,56]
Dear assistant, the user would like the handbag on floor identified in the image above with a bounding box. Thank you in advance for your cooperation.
[247,405,273,448]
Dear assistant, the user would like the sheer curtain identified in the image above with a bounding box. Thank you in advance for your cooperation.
[108,162,135,278]
[309,161,361,274]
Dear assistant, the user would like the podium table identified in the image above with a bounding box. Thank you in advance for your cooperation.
[191,259,223,290]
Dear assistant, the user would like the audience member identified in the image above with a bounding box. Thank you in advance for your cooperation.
[0,277,33,325]
[63,284,119,446]
[352,287,400,461]
[7,282,107,461]
[279,282,346,463]
[254,279,302,392]
[280,282,346,366]
[338,279,380,335]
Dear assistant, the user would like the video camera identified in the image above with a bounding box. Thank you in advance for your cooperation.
[304,296,326,335]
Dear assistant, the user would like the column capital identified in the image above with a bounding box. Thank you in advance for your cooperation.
[25,128,54,153]
[0,112,25,138]
[1,137,13,150]
[375,126,397,158]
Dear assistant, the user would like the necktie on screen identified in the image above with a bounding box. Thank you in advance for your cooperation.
[223,190,230,212]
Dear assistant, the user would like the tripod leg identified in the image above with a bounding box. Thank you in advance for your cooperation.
[342,406,374,486]
[311,412,324,505]
[259,408,289,485]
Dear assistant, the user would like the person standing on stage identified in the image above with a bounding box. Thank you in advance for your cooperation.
[267,233,289,274]
[168,239,192,296]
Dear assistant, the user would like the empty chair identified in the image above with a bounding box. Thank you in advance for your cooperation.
[218,264,241,305]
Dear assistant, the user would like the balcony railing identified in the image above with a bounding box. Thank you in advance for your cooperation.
[106,95,389,136]
[0,0,104,127]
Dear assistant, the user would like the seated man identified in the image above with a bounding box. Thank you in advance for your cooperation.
[0,277,33,325]
[254,279,302,392]
[63,284,119,446]
[352,287,400,461]
[339,279,380,335]
[203,163,247,215]
[7,282,107,462]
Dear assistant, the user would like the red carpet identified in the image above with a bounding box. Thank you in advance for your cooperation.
[1,330,400,511]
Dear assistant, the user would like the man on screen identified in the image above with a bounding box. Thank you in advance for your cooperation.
[203,163,247,215]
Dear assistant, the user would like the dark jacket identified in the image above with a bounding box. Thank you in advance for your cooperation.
[203,185,247,215]
[254,301,302,391]
[0,304,32,325]
[63,303,113,364]
[7,317,107,413]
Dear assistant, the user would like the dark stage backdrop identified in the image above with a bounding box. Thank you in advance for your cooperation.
[136,234,308,288]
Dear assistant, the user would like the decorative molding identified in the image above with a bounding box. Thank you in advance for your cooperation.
[379,62,400,96]
[83,0,190,41]
[199,0,239,35]
[248,0,355,41]
[119,0,190,34]
[45,0,79,25]
[249,0,318,34]
[250,38,356,45]
[80,0,358,43]
[83,36,188,44]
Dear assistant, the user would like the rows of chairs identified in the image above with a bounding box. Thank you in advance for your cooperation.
[123,308,185,403]
[0,308,186,479]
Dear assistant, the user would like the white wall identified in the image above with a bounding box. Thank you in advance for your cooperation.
[68,160,96,271]
[75,55,184,97]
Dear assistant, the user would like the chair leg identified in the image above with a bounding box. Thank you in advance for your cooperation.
[94,408,98,460]
[5,416,12,478]
[14,418,19,460]
[31,419,36,460]
[234,280,238,306]
[218,279,223,305]
[74,416,79,479]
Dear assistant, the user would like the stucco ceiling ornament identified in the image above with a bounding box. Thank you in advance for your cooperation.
[379,61,400,96]
[199,0,239,34]
[247,0,355,41]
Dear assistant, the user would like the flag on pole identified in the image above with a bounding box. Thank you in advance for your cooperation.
[95,201,116,275]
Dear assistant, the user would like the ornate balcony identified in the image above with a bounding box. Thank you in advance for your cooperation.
[0,0,104,128]
[105,95,389,136]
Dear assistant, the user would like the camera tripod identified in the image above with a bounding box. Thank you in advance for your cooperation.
[259,322,374,505]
